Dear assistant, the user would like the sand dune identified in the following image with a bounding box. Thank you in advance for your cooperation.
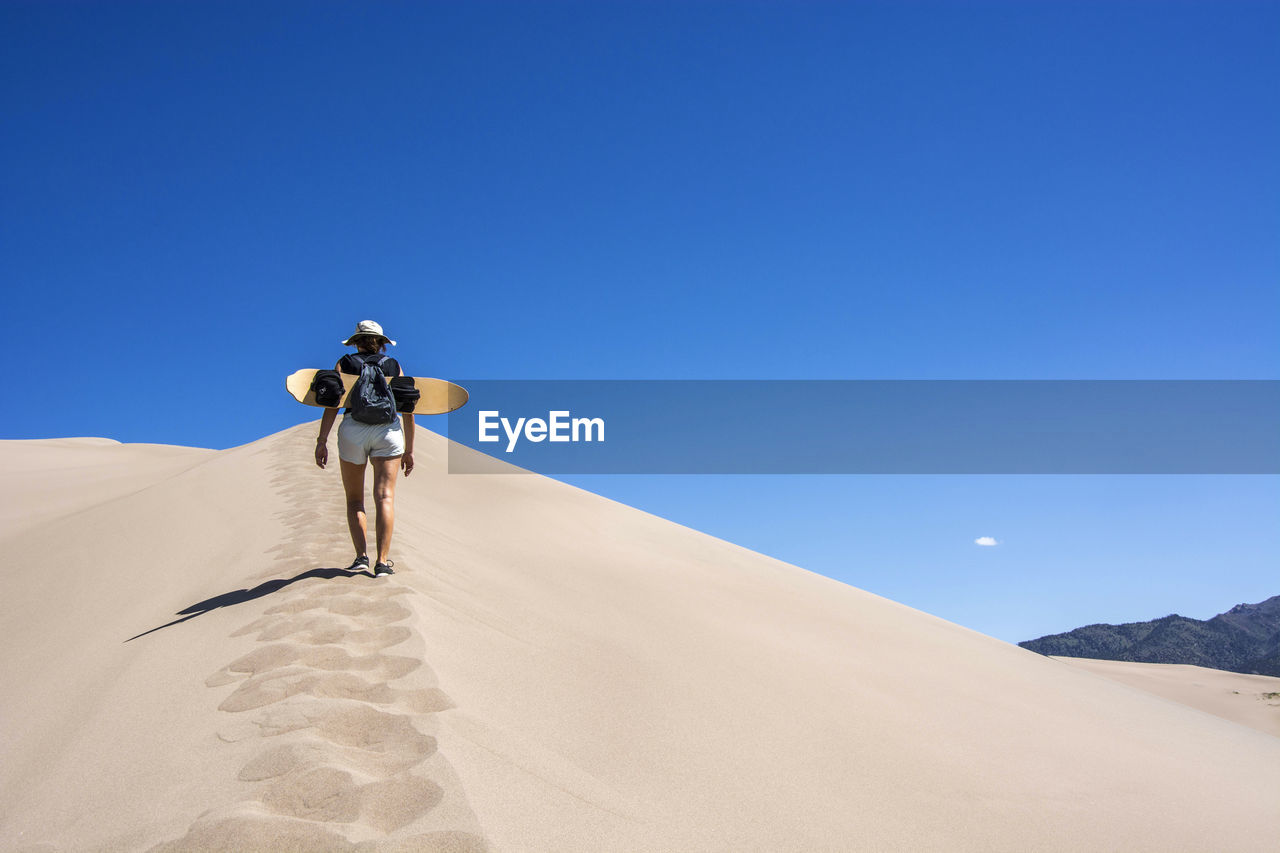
[1,421,1278,852]
[1055,656,1280,738]
[0,438,213,538]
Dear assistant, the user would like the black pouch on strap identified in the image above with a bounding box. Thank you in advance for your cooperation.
[311,370,346,408]
[390,376,420,413]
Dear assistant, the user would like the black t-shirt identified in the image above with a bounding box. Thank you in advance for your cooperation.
[338,352,402,378]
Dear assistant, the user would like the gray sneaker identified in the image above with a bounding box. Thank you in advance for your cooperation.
[347,555,370,573]
[374,560,395,577]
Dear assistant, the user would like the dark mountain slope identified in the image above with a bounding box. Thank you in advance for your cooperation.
[1020,595,1280,677]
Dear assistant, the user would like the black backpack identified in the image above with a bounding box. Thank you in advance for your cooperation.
[346,354,397,425]
[310,370,346,408]
[389,376,421,413]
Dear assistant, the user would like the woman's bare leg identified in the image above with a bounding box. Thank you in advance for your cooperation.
[340,459,368,559]
[370,455,401,564]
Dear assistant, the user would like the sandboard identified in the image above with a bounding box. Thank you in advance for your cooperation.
[286,369,468,415]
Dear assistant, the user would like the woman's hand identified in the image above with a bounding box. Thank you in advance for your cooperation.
[316,410,337,469]
[401,451,414,477]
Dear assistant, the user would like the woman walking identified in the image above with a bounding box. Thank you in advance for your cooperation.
[314,320,414,577]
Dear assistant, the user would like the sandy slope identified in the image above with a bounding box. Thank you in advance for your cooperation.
[0,438,213,537]
[1,421,1278,852]
[1054,657,1280,738]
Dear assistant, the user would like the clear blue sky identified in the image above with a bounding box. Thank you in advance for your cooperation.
[3,1,1276,643]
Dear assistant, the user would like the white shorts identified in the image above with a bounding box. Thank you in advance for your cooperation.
[337,416,405,464]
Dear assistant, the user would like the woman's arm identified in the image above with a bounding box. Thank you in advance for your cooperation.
[315,360,344,468]
[401,414,415,476]
[315,408,338,468]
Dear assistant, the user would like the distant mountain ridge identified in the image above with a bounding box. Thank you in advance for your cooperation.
[1020,595,1280,677]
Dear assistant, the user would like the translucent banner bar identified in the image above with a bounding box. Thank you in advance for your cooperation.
[445,380,1280,474]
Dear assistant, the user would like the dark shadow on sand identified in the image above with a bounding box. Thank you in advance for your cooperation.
[125,566,374,642]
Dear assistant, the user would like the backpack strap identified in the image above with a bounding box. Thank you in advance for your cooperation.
[342,353,391,374]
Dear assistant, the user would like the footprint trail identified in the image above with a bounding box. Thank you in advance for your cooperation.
[150,426,488,852]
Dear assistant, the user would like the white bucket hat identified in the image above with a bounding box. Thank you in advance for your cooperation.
[342,320,396,347]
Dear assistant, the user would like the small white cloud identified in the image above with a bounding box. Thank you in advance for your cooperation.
[974,536,999,547]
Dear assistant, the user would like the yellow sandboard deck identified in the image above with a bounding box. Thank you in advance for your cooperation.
[285,369,469,415]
